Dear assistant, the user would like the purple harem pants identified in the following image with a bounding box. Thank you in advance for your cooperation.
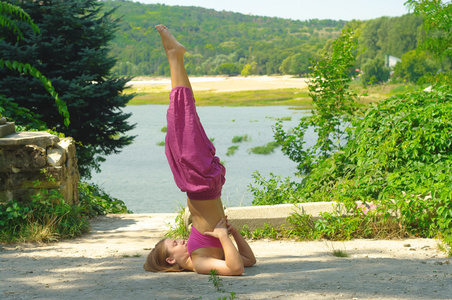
[165,86,226,200]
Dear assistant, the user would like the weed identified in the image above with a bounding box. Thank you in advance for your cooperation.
[248,141,280,155]
[226,145,239,156]
[232,134,250,143]
[332,249,349,257]
[240,224,281,240]
[165,205,190,240]
[208,269,224,292]
[161,126,167,133]
[219,292,237,300]
[156,140,165,146]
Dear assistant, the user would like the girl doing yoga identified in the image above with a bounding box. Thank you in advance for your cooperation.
[144,25,256,275]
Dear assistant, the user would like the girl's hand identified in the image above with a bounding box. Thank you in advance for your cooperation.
[204,217,228,238]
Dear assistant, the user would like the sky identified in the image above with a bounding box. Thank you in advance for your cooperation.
[135,0,411,21]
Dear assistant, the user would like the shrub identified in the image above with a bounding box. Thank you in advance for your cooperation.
[0,181,130,243]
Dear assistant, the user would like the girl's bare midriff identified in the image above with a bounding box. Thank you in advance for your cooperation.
[187,197,226,259]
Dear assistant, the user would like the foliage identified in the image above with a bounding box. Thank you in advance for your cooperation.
[226,145,239,156]
[405,0,452,61]
[208,269,224,292]
[165,205,190,240]
[0,181,130,243]
[404,0,452,84]
[0,0,136,179]
[248,141,280,155]
[355,14,424,67]
[232,134,250,143]
[361,57,390,85]
[273,28,359,176]
[393,50,438,83]
[249,172,299,206]
[279,51,315,77]
[0,1,69,126]
[100,0,346,76]
[240,223,281,240]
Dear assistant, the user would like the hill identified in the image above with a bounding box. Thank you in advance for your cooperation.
[101,0,346,76]
[101,0,423,77]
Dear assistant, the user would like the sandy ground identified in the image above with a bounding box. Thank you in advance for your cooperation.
[1,213,451,300]
[128,75,308,92]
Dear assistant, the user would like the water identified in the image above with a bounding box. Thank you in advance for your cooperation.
[89,105,312,213]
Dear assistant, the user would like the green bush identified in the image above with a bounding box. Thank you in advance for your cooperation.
[249,172,299,205]
[0,181,130,243]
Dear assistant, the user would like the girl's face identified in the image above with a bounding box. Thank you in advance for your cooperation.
[164,238,188,263]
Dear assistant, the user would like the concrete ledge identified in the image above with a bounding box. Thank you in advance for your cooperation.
[225,202,343,231]
[0,131,59,148]
[0,122,15,138]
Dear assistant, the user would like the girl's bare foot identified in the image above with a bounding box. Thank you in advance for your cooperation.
[155,25,186,58]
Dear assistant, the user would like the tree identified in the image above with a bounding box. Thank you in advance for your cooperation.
[218,62,239,76]
[393,50,437,83]
[405,0,452,84]
[279,52,312,77]
[274,28,359,175]
[0,1,69,126]
[361,57,390,85]
[0,0,135,179]
[406,0,452,61]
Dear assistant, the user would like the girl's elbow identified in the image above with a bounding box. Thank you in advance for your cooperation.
[232,266,245,275]
[246,258,256,267]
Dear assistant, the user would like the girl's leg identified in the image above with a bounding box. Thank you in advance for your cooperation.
[155,25,192,91]
[157,25,225,201]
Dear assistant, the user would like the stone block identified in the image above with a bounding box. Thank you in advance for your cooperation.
[0,122,15,138]
[0,132,79,205]
[47,144,66,166]
[0,145,47,172]
[0,131,59,148]
[225,202,343,231]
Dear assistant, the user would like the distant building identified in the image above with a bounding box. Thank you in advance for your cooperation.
[385,54,401,69]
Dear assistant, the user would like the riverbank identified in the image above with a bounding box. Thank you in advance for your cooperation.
[2,213,451,300]
[124,75,407,107]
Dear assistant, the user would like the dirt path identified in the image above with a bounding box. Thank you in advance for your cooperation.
[1,213,451,300]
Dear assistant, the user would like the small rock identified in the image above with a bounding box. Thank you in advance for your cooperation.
[409,247,416,251]
[432,261,443,266]
[0,117,6,125]
[403,244,411,247]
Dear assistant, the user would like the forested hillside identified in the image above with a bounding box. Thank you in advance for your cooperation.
[102,0,424,77]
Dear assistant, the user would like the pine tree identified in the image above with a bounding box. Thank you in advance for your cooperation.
[0,0,135,178]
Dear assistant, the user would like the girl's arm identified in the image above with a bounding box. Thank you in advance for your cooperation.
[228,224,256,267]
[194,217,244,276]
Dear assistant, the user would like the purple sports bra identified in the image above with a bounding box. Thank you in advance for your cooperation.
[187,226,223,256]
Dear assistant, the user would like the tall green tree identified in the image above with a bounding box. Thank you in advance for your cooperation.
[0,0,135,178]
[274,29,359,175]
[0,1,69,126]
[361,57,390,85]
[393,50,437,83]
[405,0,452,84]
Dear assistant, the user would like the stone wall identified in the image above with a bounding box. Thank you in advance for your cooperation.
[0,125,80,205]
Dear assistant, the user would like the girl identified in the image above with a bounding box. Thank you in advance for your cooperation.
[144,25,256,275]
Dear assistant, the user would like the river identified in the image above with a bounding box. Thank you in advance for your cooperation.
[89,104,314,213]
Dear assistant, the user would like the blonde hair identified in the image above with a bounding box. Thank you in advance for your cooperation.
[143,239,183,272]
